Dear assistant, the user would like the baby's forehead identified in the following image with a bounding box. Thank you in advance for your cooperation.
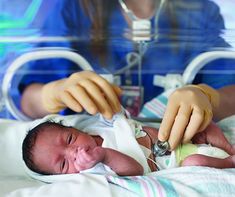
[40,123,80,136]
[36,123,65,138]
[41,122,65,131]
[34,124,66,146]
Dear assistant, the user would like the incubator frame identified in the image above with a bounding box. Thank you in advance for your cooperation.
[153,50,235,90]
[2,48,94,121]
[2,49,235,121]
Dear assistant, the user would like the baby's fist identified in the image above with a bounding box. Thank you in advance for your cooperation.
[74,146,105,171]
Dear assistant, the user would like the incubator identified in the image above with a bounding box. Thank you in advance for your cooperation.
[1,1,235,197]
[1,0,235,121]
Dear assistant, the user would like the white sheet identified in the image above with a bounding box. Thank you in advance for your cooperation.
[0,114,138,197]
[3,174,111,197]
[1,114,235,197]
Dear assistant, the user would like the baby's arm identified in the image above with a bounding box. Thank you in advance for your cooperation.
[102,148,144,176]
[74,147,143,176]
[182,154,235,169]
[192,122,235,155]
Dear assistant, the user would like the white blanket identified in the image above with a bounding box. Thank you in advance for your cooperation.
[0,114,136,197]
[1,114,235,197]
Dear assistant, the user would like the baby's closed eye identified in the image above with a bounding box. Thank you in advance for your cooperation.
[67,134,73,144]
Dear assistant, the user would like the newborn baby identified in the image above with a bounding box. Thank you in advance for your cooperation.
[22,113,235,176]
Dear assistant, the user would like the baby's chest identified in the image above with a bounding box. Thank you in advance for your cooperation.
[135,126,158,150]
[136,135,152,150]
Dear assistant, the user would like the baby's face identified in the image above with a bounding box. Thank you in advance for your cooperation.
[32,126,99,174]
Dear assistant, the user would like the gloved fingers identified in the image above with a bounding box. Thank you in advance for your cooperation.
[77,70,99,80]
[182,107,204,143]
[60,92,83,112]
[78,79,114,119]
[158,100,180,142]
[167,105,192,150]
[112,84,123,97]
[68,71,121,114]
[198,108,213,132]
[65,85,98,115]
[88,75,121,113]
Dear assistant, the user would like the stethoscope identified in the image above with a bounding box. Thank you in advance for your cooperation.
[117,0,167,78]
[118,0,170,156]
[118,0,166,41]
[116,0,167,90]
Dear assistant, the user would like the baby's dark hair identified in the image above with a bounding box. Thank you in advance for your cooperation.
[22,120,66,175]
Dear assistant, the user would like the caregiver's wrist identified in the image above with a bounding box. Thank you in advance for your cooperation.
[188,84,220,109]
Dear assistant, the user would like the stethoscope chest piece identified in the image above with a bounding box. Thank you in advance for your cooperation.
[152,140,170,157]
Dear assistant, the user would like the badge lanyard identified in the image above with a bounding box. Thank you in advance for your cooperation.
[118,0,166,116]
[118,0,166,41]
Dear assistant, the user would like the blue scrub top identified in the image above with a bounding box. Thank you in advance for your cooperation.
[18,0,235,113]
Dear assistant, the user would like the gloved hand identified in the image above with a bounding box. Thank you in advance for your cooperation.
[158,84,220,150]
[42,71,122,119]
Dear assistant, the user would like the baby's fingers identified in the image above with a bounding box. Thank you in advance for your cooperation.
[79,79,114,119]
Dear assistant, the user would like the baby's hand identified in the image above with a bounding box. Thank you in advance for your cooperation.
[74,146,105,172]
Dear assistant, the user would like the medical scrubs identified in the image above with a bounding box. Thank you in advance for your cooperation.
[18,0,235,114]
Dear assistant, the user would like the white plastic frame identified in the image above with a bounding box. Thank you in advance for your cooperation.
[183,50,235,84]
[153,50,235,90]
[2,48,94,121]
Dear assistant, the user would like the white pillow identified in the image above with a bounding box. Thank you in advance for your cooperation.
[0,118,33,176]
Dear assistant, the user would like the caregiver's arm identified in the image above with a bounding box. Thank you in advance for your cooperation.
[21,71,122,119]
[214,85,235,121]
[21,83,48,119]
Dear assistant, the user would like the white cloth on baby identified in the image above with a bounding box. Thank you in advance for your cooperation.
[19,112,151,182]
[79,113,151,174]
[64,113,230,172]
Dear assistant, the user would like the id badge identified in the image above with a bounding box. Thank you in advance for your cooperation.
[120,85,144,117]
